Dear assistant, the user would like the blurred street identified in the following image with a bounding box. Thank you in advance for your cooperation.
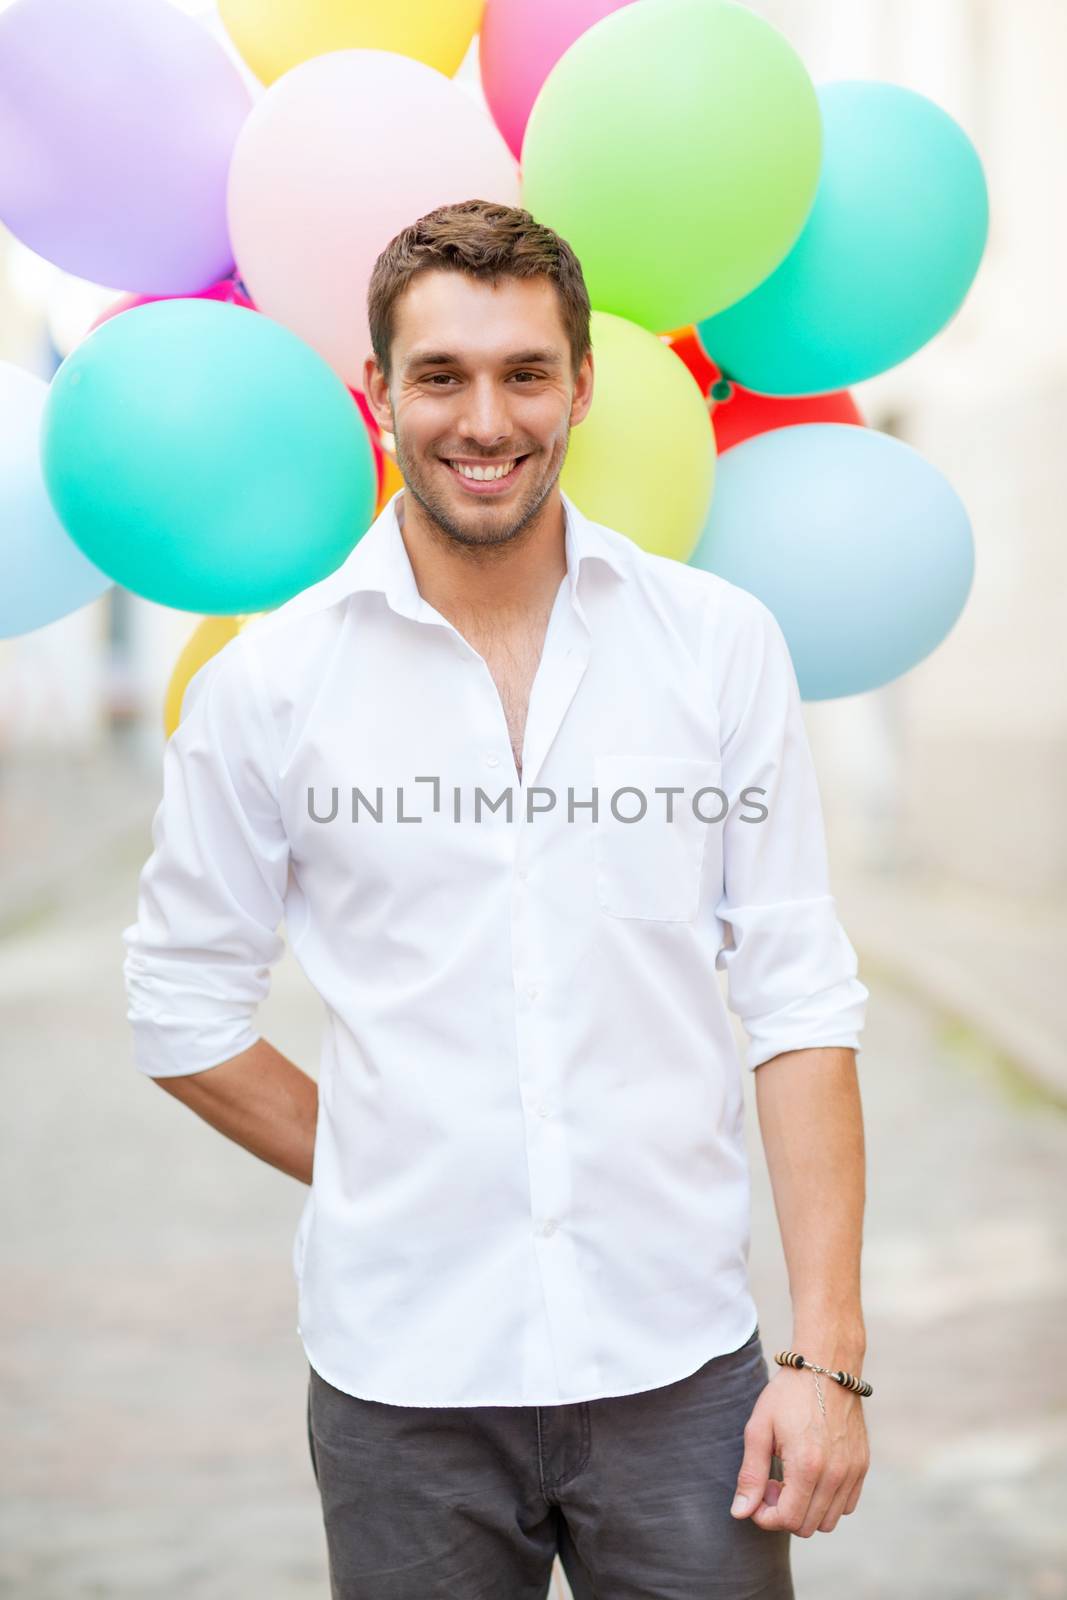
[2,772,1066,1599]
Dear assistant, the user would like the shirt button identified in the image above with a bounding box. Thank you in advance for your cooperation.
[541,1218,558,1237]
[527,984,539,1001]
[537,1103,550,1119]
[486,753,500,768]
[517,867,528,883]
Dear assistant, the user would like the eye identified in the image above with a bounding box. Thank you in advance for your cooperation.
[426,374,458,386]
[511,371,541,383]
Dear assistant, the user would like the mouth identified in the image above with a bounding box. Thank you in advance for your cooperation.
[440,453,532,495]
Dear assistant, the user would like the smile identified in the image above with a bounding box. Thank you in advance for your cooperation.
[441,455,530,494]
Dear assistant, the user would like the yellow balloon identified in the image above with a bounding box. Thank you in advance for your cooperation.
[163,613,263,739]
[561,310,716,561]
[219,0,484,85]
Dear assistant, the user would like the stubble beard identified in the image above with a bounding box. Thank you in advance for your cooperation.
[394,427,569,554]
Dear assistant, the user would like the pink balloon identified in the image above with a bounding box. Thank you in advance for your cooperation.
[228,51,520,389]
[88,276,255,333]
[480,0,640,162]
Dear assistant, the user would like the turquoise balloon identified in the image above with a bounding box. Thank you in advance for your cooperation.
[697,81,989,396]
[40,298,376,612]
[689,424,974,700]
[1,362,112,637]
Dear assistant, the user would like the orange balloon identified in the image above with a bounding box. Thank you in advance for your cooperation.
[376,450,404,512]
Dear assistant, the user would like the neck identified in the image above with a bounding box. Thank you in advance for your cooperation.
[397,487,568,623]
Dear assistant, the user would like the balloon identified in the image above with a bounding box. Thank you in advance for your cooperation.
[40,299,377,614]
[89,277,254,334]
[663,325,864,452]
[688,424,974,700]
[163,613,263,738]
[663,327,863,448]
[377,451,405,513]
[228,50,519,388]
[708,375,862,453]
[661,326,719,396]
[351,388,386,498]
[0,364,113,638]
[560,310,715,561]
[85,281,386,501]
[480,0,638,161]
[521,0,821,332]
[697,81,989,396]
[219,0,483,86]
[0,0,250,293]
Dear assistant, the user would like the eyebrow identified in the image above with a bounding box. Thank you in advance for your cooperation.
[405,348,564,372]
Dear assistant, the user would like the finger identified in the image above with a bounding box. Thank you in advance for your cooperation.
[816,1474,856,1533]
[799,1469,849,1537]
[761,1478,783,1507]
[751,1458,817,1535]
[841,1465,868,1516]
[730,1412,774,1520]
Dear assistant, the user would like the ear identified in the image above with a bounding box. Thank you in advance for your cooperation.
[362,356,395,437]
[569,349,595,428]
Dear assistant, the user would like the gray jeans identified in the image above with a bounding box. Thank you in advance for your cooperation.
[306,1321,792,1599]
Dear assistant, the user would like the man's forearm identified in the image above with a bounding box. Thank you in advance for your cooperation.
[153,1037,318,1185]
[754,1044,867,1367]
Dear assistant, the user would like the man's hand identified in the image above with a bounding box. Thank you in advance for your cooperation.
[729,1366,871,1536]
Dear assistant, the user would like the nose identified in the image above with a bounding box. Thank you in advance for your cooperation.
[456,375,515,451]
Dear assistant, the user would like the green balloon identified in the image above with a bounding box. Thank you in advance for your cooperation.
[520,0,822,332]
[697,81,990,394]
[40,298,376,613]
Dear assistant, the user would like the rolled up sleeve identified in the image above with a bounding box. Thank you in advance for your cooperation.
[121,636,289,1078]
[709,586,869,1070]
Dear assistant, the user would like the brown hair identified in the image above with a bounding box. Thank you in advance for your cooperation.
[367,199,591,385]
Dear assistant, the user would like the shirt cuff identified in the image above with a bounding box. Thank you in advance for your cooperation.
[714,894,869,1070]
[123,950,266,1078]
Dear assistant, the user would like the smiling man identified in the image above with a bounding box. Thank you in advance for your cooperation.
[123,199,872,1600]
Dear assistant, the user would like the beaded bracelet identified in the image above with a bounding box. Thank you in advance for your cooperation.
[774,1350,873,1417]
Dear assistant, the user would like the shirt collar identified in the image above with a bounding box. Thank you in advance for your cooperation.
[334,486,631,624]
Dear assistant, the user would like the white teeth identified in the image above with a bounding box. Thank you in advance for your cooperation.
[449,459,517,481]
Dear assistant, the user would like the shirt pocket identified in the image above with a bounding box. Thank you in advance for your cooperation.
[592,753,724,922]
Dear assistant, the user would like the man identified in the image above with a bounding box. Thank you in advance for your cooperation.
[123,199,871,1600]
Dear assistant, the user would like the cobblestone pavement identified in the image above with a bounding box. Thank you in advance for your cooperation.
[2,834,1066,1598]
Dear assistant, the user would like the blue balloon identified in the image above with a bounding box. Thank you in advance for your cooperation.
[1,362,112,637]
[696,81,989,396]
[689,424,974,700]
[40,298,377,614]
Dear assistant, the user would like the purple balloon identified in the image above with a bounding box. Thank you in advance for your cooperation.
[0,0,251,293]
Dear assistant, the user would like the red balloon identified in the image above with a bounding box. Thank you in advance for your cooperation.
[661,325,718,395]
[88,275,254,333]
[664,325,864,452]
[350,387,386,498]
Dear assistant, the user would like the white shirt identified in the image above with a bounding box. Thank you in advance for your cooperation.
[122,487,868,1408]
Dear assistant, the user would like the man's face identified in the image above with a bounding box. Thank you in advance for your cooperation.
[364,271,593,550]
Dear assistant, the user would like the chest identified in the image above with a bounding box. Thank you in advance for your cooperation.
[477,630,545,780]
